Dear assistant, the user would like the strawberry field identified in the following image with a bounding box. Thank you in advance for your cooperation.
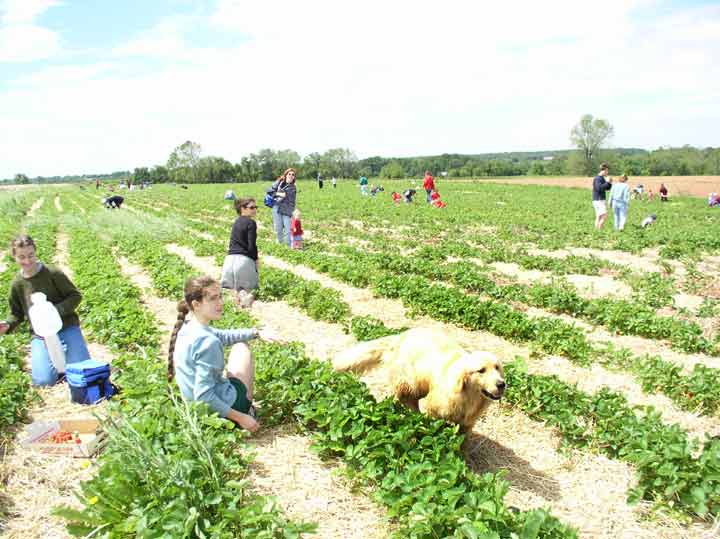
[1,179,719,539]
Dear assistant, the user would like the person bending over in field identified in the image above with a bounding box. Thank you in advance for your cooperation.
[640,214,657,228]
[0,235,91,386]
[168,276,281,433]
[221,197,260,308]
[430,189,446,208]
[103,195,124,209]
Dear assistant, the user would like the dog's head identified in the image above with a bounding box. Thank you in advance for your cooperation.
[453,351,505,401]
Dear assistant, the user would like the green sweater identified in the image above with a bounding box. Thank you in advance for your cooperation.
[7,263,82,336]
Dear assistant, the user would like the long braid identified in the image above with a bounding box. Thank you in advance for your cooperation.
[167,300,190,380]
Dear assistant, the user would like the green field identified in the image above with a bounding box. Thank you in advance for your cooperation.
[1,181,719,539]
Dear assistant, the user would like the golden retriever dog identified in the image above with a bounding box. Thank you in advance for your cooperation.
[333,327,505,429]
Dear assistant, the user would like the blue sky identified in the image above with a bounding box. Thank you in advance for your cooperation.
[1,0,719,178]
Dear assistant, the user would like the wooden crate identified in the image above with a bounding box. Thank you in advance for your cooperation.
[21,418,105,458]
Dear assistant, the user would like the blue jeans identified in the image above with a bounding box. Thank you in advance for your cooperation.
[612,202,628,230]
[30,325,91,386]
[272,206,292,247]
[426,189,432,203]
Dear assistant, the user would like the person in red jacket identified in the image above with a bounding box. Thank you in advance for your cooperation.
[290,208,304,250]
[423,170,436,203]
[391,191,402,205]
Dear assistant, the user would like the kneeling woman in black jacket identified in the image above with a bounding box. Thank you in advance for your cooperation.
[220,197,259,307]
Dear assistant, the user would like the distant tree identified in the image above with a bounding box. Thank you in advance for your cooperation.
[360,156,386,177]
[528,160,546,176]
[320,148,357,179]
[197,156,235,183]
[13,173,30,184]
[379,161,405,179]
[236,157,261,183]
[131,167,151,184]
[149,165,169,183]
[570,114,614,175]
[167,140,202,183]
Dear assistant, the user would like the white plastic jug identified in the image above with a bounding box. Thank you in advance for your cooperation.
[28,292,66,372]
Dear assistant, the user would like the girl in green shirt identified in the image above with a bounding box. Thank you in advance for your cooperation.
[0,235,91,386]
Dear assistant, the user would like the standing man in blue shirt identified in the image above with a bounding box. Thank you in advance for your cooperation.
[592,163,613,230]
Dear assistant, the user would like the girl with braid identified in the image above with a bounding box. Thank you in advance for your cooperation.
[167,276,280,433]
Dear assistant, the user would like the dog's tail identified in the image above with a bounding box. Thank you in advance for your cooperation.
[333,334,403,372]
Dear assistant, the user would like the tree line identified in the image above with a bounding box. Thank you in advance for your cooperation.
[5,113,719,184]
[128,142,720,184]
[6,145,719,186]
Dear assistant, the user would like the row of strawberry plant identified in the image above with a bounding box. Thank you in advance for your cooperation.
[145,199,720,416]
[114,200,405,342]
[56,223,312,538]
[181,220,720,519]
[109,186,584,537]
[504,359,720,519]
[0,193,41,441]
[255,342,578,539]
[258,239,720,415]
[328,242,715,355]
[328,243,720,413]
[244,239,720,516]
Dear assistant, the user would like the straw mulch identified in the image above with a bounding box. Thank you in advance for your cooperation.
[262,254,411,330]
[115,253,175,352]
[491,261,634,300]
[247,254,720,539]
[248,423,394,539]
[26,198,45,218]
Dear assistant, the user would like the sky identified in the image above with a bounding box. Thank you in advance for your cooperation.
[1,0,719,179]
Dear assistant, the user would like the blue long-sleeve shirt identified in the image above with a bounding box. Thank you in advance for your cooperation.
[173,319,256,417]
[609,182,630,206]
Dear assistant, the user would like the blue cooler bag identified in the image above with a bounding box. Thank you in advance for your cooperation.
[66,359,116,404]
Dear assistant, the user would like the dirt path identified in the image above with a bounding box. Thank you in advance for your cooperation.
[26,198,44,218]
[263,254,410,328]
[250,424,394,539]
[54,196,62,212]
[115,252,175,353]
[167,242,710,539]
[490,261,634,300]
[69,199,86,214]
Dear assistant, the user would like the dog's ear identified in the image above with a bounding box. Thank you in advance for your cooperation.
[453,370,471,394]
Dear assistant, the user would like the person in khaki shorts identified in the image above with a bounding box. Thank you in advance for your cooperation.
[591,163,613,229]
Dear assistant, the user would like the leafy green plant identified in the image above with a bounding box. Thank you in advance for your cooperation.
[255,343,577,539]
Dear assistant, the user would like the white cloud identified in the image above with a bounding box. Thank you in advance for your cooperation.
[0,0,59,24]
[1,0,719,177]
[111,14,197,59]
[0,0,62,62]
